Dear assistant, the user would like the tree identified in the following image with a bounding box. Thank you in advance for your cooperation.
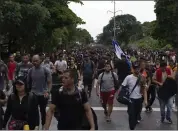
[0,0,86,53]
[97,14,143,45]
[75,28,93,45]
[142,21,156,37]
[96,33,104,44]
[152,0,178,48]
[133,36,160,50]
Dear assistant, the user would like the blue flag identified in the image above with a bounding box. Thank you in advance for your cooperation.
[112,40,124,59]
[112,40,131,69]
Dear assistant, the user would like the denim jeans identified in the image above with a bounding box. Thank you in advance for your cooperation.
[127,98,143,130]
[159,96,173,119]
[175,94,178,107]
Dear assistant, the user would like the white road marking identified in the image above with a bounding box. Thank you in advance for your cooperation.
[92,107,161,111]
[93,79,98,88]
[3,107,160,112]
[44,107,161,112]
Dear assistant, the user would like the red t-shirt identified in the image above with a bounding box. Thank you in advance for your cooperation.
[8,61,16,80]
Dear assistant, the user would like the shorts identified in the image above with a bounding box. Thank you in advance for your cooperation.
[100,90,115,105]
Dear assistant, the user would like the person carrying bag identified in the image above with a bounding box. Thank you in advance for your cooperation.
[3,77,39,130]
[117,76,140,105]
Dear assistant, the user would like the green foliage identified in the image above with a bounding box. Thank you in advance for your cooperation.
[161,44,173,50]
[142,21,156,37]
[152,0,178,48]
[97,9,175,50]
[0,0,90,53]
[97,14,143,45]
[133,36,160,50]
[75,28,93,45]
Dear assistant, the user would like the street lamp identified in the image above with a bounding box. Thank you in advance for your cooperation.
[107,0,123,41]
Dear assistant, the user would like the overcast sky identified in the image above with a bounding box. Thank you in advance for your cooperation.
[69,1,156,40]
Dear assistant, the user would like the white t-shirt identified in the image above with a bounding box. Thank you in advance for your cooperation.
[122,74,142,99]
[54,60,67,71]
[41,61,53,73]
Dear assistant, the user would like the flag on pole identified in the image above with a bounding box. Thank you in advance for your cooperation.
[112,40,132,69]
[112,40,124,59]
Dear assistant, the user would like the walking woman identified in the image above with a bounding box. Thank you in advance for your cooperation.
[2,77,39,130]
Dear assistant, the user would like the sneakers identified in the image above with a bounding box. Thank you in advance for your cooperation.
[106,116,111,123]
[172,106,178,112]
[166,118,173,124]
[161,118,165,123]
[160,118,173,124]
[148,107,153,112]
[137,117,142,124]
[137,120,141,124]
[146,107,153,113]
[145,108,149,112]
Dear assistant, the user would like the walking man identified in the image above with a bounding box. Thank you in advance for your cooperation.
[27,55,52,129]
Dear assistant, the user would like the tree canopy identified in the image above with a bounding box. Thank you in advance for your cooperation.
[152,0,178,48]
[0,0,93,53]
[97,14,143,45]
[97,1,177,51]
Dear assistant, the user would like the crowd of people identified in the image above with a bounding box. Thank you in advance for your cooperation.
[0,47,178,130]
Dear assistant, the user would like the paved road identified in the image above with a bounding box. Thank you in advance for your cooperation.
[2,83,177,130]
[48,86,178,130]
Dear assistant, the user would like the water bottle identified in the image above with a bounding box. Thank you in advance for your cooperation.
[23,124,30,130]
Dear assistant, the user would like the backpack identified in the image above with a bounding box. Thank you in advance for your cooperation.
[100,72,119,91]
[82,61,94,74]
[77,89,98,130]
[55,87,98,130]
[28,66,48,91]
[0,62,7,74]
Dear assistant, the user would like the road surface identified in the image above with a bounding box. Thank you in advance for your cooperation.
[2,84,178,130]
[48,87,178,130]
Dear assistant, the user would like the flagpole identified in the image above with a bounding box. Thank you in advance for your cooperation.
[113,0,116,41]
[107,1,123,41]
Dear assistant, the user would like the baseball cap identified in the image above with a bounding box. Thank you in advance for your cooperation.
[132,61,140,69]
[15,77,26,85]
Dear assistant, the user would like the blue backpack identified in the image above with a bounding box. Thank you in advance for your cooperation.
[82,61,94,76]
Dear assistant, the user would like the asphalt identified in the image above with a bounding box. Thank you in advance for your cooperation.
[48,87,178,130]
[2,80,178,130]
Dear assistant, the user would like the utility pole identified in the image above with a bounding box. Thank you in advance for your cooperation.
[113,0,116,41]
[107,0,123,41]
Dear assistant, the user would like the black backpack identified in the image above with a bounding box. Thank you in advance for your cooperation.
[55,87,98,130]
[78,89,98,130]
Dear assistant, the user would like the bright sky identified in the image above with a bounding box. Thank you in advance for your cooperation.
[69,1,156,40]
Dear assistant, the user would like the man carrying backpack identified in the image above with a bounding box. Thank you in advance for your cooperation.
[45,69,96,130]
[15,54,33,80]
[27,55,52,129]
[96,62,118,122]
[81,55,95,98]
